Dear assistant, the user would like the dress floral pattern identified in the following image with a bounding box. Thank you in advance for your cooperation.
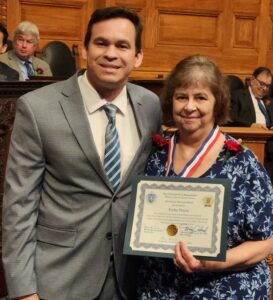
[137,133,273,300]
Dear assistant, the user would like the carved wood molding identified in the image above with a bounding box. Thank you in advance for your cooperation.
[0,0,7,25]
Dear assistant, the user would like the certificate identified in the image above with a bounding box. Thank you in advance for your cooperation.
[123,176,230,261]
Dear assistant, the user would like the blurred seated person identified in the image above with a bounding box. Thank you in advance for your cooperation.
[229,67,273,182]
[137,55,273,299]
[229,67,273,129]
[0,21,52,81]
[0,23,19,80]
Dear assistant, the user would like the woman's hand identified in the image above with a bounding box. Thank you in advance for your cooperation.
[174,238,273,273]
[173,241,223,273]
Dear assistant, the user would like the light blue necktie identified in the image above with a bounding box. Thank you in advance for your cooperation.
[103,104,121,190]
[24,60,34,77]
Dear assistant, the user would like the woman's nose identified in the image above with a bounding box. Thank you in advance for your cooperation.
[184,99,196,111]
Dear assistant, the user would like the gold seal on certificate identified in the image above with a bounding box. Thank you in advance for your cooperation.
[123,176,230,261]
[166,224,178,236]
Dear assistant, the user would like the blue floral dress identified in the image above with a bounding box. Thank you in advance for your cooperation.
[137,134,273,300]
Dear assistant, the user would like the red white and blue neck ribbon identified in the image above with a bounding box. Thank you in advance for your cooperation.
[165,126,221,177]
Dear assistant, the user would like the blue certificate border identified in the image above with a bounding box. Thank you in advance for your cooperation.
[123,176,231,261]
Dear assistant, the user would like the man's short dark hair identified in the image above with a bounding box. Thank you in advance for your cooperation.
[252,67,272,78]
[0,23,8,45]
[84,6,143,54]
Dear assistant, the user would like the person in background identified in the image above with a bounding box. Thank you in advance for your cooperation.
[0,20,52,81]
[229,67,273,129]
[229,67,273,182]
[0,22,9,54]
[137,55,273,299]
[0,23,19,80]
[2,6,161,300]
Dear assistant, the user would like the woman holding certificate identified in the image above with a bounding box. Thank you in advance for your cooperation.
[137,55,273,299]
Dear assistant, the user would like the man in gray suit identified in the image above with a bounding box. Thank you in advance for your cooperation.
[2,6,162,300]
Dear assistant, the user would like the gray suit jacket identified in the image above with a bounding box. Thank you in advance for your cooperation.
[0,50,52,80]
[2,73,162,300]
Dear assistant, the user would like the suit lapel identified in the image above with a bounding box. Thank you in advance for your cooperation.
[245,88,256,122]
[32,57,39,72]
[59,74,109,185]
[7,51,23,79]
[118,84,150,189]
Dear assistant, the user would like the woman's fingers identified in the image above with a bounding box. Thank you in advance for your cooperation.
[174,241,200,273]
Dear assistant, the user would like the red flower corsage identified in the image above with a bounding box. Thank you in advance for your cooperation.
[152,133,169,148]
[36,67,44,75]
[223,139,245,164]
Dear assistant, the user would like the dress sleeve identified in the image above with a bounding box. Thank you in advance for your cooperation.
[240,151,273,240]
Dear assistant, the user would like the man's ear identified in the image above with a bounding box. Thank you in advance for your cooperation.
[0,44,7,54]
[134,49,143,68]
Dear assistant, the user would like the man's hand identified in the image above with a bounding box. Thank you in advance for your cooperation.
[250,123,268,129]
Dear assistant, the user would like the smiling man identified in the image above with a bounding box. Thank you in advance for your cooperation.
[2,6,161,300]
[0,21,52,80]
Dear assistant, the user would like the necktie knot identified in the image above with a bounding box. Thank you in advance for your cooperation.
[104,104,117,123]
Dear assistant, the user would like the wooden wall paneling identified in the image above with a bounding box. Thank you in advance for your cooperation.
[158,13,219,47]
[7,0,21,32]
[93,0,108,9]
[131,0,226,79]
[233,15,258,49]
[256,0,271,66]
[143,0,157,49]
[227,0,262,75]
[0,0,7,25]
[265,0,273,70]
[3,0,273,79]
[110,0,146,7]
[19,1,87,44]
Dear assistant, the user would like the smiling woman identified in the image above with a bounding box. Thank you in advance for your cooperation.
[137,55,273,300]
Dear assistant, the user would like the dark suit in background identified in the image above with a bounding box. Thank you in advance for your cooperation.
[229,87,273,127]
[0,61,19,80]
[229,86,273,181]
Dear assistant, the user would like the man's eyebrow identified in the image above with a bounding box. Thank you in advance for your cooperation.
[93,37,107,42]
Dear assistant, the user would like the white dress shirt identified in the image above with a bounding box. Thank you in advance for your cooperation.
[78,71,141,179]
[249,86,267,125]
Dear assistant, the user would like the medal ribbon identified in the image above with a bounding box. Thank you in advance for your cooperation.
[165,126,221,177]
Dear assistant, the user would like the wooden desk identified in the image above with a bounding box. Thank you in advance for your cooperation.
[221,126,273,164]
[163,125,273,164]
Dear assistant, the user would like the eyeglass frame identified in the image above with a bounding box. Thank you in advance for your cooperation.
[254,77,271,90]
